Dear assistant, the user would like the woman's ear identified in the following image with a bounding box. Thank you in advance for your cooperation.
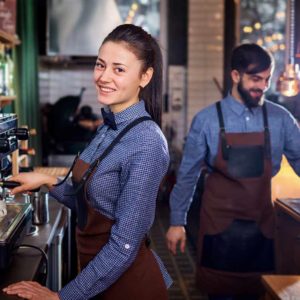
[231,69,240,84]
[140,67,154,88]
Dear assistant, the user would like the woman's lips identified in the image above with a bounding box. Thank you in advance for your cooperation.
[99,86,115,93]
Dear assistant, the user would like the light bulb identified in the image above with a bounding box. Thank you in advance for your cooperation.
[277,64,300,97]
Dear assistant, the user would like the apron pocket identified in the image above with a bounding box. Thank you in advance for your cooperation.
[227,145,264,178]
[201,219,274,272]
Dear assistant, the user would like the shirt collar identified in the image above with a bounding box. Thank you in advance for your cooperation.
[224,93,261,116]
[102,100,149,126]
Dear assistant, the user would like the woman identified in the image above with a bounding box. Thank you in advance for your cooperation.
[3,24,171,300]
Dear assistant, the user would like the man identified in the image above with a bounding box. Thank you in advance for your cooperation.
[166,44,300,300]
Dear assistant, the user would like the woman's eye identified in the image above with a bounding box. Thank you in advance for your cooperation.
[115,67,124,73]
[95,62,104,69]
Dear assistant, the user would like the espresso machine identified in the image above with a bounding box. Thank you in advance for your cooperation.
[0,113,32,270]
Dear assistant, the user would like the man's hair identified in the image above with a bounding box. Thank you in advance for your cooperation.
[231,43,274,74]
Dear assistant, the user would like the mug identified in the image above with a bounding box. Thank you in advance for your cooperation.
[30,191,49,225]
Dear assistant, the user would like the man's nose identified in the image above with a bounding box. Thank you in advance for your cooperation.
[258,80,269,91]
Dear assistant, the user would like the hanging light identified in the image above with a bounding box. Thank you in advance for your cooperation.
[277,0,300,97]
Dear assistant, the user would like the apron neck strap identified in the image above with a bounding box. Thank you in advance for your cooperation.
[262,103,271,159]
[216,101,229,160]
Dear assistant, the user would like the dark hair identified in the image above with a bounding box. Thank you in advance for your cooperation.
[102,24,163,126]
[231,43,274,74]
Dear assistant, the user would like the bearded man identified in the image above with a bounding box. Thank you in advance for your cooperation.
[166,43,300,300]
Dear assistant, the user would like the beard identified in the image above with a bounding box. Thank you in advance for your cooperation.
[237,81,264,108]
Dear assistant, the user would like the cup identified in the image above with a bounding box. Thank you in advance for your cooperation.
[30,191,49,225]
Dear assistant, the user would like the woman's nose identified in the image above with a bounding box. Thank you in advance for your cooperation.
[100,69,109,82]
[95,68,111,82]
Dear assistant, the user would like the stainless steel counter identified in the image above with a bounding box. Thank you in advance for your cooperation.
[0,199,68,299]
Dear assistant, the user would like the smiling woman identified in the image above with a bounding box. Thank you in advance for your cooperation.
[3,24,171,300]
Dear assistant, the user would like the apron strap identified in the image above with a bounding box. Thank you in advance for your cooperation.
[67,116,153,195]
[216,101,271,160]
[262,104,271,159]
[216,101,230,160]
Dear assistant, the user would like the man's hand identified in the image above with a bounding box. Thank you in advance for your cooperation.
[3,281,59,300]
[166,225,186,255]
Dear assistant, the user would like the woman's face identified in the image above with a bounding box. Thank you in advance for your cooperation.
[94,41,153,113]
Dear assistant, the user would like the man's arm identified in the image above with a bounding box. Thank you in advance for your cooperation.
[283,110,300,176]
[167,112,208,254]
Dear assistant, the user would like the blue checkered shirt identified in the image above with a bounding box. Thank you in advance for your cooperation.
[50,100,172,299]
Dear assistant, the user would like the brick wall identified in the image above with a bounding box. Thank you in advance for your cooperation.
[187,0,224,127]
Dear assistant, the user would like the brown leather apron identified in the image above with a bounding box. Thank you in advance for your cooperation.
[196,102,275,296]
[66,117,168,299]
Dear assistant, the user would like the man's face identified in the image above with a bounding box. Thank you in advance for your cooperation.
[236,68,272,108]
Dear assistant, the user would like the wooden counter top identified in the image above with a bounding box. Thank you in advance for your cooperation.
[275,198,300,222]
[262,275,300,299]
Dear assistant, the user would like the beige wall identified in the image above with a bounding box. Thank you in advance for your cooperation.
[187,0,224,128]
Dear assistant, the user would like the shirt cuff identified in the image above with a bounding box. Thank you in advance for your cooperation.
[170,211,187,226]
[58,280,85,300]
[49,180,76,210]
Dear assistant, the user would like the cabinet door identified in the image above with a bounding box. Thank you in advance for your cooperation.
[276,209,300,274]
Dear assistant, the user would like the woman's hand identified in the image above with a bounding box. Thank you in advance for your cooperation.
[3,281,59,300]
[166,225,186,255]
[8,172,58,195]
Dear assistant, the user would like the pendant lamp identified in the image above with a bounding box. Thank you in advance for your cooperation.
[277,0,300,97]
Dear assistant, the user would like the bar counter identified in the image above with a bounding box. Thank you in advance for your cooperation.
[275,198,300,274]
[0,199,67,299]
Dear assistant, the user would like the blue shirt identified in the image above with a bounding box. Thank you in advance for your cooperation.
[50,100,172,299]
[170,94,300,226]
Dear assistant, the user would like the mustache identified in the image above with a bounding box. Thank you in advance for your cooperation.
[250,88,263,94]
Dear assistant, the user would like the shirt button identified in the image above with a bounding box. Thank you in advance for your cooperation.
[246,117,250,121]
[124,244,130,249]
[101,134,105,138]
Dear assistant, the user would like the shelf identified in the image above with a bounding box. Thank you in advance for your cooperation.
[0,30,20,46]
[0,95,16,108]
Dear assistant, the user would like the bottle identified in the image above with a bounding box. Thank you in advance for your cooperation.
[0,45,6,95]
[4,47,14,96]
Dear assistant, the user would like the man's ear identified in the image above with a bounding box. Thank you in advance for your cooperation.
[140,67,154,88]
[231,69,240,84]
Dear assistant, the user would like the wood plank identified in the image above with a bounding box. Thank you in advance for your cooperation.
[262,275,300,299]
